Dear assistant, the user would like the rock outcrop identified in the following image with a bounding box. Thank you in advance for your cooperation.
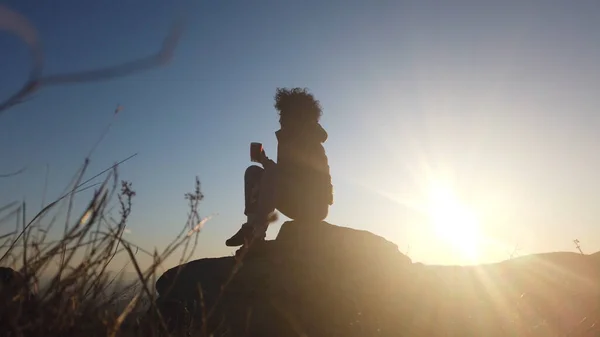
[155,221,600,337]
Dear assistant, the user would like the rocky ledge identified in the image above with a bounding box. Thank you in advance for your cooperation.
[156,220,600,337]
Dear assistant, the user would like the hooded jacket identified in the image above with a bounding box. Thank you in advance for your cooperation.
[275,123,333,219]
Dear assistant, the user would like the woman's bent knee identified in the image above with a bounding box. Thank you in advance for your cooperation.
[245,165,264,181]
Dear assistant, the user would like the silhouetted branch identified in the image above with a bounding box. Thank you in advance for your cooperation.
[0,4,185,117]
[0,166,27,178]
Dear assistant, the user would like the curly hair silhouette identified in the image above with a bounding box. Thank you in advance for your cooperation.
[274,87,322,128]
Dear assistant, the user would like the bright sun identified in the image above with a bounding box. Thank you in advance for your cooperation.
[426,183,482,262]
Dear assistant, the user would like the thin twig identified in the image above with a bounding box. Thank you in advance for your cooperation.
[0,4,185,117]
[0,166,26,178]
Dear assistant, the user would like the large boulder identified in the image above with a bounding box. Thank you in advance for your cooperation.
[155,220,411,336]
[155,221,600,337]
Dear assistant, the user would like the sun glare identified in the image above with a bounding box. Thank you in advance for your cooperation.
[426,183,482,262]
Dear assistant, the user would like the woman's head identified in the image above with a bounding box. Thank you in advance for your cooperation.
[274,87,322,128]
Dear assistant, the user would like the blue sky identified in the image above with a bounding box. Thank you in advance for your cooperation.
[1,0,600,268]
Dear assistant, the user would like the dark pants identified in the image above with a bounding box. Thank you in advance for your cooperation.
[243,163,329,232]
[243,165,264,217]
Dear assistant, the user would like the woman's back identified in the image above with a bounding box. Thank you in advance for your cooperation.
[275,123,333,221]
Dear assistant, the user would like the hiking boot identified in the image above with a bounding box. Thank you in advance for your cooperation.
[226,223,266,247]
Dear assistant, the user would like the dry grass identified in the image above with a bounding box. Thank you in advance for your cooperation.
[0,149,280,337]
[0,159,216,336]
[0,5,266,335]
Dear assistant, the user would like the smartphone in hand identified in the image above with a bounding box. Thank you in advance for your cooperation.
[250,142,264,163]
